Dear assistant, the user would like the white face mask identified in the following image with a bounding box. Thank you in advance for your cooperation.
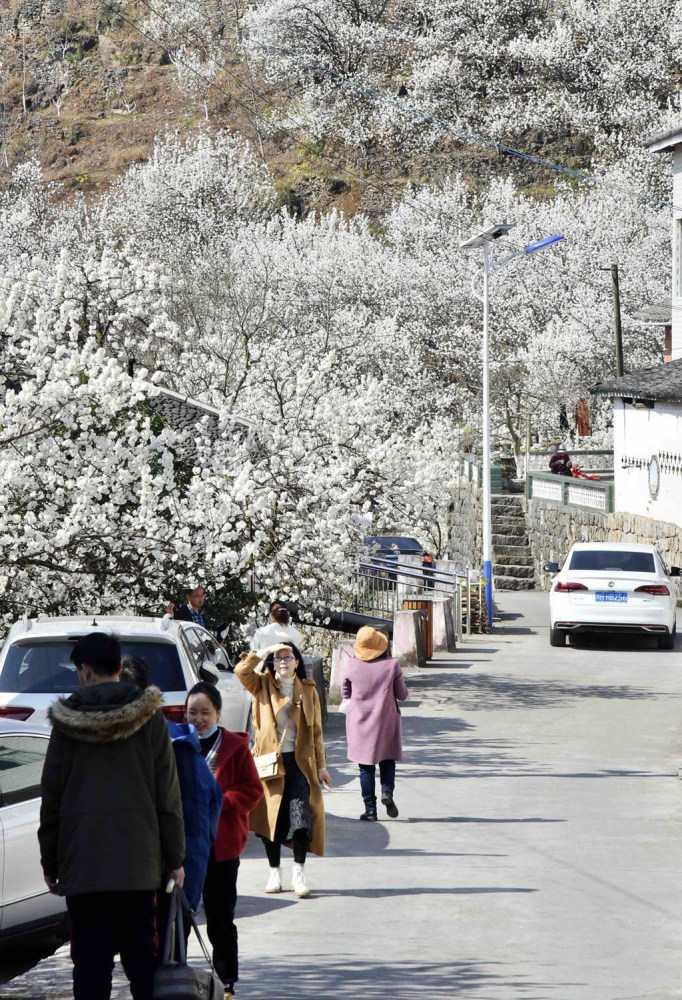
[198,724,219,740]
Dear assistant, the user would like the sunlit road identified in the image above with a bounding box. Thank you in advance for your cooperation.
[6,591,682,999]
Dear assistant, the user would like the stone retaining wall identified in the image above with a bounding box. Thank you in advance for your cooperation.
[527,499,682,589]
[449,479,481,568]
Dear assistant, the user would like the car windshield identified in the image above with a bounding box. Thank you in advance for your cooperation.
[0,640,186,694]
[569,550,655,573]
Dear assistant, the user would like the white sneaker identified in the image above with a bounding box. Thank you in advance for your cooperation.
[291,862,310,898]
[265,866,282,893]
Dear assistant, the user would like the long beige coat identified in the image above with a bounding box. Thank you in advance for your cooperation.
[235,651,327,856]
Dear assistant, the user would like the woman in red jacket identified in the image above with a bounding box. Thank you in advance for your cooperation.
[185,682,263,1000]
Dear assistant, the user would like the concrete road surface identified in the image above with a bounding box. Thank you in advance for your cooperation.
[4,591,682,1000]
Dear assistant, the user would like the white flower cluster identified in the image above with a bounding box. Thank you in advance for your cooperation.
[242,0,679,161]
[0,127,670,625]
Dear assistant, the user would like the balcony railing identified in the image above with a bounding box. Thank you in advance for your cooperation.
[526,470,614,513]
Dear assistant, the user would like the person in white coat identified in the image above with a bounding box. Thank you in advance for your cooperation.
[250,601,305,651]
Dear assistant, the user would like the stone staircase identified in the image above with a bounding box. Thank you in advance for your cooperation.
[491,495,535,590]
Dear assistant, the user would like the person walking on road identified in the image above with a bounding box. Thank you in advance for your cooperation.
[235,642,331,898]
[38,632,185,1000]
[250,600,305,651]
[185,681,264,999]
[341,626,408,822]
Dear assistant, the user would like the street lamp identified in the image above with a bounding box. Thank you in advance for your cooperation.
[461,224,564,627]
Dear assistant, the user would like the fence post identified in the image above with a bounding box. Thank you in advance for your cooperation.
[466,570,472,636]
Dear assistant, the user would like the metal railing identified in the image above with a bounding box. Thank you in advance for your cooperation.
[351,555,484,639]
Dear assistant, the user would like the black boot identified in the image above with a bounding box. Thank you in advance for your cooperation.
[359,810,378,821]
[381,791,399,818]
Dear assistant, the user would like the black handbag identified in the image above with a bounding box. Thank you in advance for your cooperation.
[153,887,224,1000]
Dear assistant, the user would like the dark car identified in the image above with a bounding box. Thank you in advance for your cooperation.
[363,536,423,556]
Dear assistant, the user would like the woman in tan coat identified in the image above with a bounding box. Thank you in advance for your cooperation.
[235,642,331,898]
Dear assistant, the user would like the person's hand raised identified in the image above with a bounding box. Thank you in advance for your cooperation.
[256,643,289,659]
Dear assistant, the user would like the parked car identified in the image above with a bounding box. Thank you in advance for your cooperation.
[545,542,679,649]
[0,616,253,732]
[364,536,423,556]
[0,721,67,939]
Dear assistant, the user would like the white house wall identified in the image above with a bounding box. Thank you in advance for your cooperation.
[615,398,682,526]
[672,145,682,359]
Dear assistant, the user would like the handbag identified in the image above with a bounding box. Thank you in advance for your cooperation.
[252,717,291,781]
[253,749,280,780]
[153,886,223,1000]
[253,722,289,781]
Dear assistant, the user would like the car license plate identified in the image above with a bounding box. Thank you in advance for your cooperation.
[595,592,627,603]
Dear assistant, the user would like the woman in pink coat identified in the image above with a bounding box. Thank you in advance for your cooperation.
[341,626,408,821]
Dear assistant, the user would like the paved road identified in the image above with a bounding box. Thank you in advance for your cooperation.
[5,591,682,999]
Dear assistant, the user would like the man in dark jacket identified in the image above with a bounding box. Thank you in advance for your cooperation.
[38,632,186,1000]
[166,585,208,627]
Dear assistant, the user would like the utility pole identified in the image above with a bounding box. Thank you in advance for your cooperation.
[611,264,625,377]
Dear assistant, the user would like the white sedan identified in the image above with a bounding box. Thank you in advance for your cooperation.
[0,722,67,940]
[545,542,679,649]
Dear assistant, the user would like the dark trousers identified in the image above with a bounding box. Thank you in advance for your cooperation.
[66,890,156,1000]
[203,853,239,987]
[262,831,307,866]
[359,760,396,812]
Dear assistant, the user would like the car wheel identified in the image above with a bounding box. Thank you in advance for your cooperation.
[658,623,676,650]
[550,626,566,647]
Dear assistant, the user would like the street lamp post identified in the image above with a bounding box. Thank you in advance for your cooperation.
[461,225,564,628]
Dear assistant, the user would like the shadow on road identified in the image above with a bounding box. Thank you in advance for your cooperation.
[567,633,672,652]
[444,672,660,711]
[404,815,563,824]
[236,957,558,999]
[313,885,537,898]
[0,932,66,988]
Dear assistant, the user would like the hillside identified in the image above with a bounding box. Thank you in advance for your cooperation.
[4,0,671,213]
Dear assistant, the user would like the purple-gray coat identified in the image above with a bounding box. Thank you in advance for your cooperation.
[341,656,408,764]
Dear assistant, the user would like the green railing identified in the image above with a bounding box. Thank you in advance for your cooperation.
[526,470,614,513]
[458,456,504,494]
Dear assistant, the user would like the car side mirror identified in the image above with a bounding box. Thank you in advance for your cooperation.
[543,562,560,573]
[199,661,220,684]
[210,648,230,671]
[671,567,681,577]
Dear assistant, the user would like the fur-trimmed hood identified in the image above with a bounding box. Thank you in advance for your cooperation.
[48,684,163,744]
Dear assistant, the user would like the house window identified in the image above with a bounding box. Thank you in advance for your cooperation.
[676,218,682,297]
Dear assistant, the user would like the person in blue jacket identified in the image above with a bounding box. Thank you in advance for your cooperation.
[166,720,223,910]
[120,657,222,912]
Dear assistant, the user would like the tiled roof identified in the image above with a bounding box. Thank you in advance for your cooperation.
[630,299,672,324]
[645,126,682,152]
[149,386,255,440]
[590,359,682,403]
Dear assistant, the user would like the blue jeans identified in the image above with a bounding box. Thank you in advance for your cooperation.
[358,760,396,812]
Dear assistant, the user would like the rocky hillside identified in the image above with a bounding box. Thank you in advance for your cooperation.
[4,0,660,215]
